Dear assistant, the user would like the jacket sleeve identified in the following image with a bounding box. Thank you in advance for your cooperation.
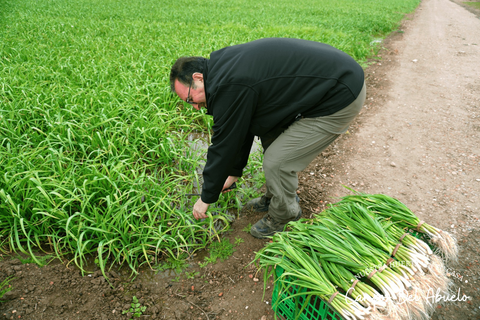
[230,132,255,177]
[200,85,257,204]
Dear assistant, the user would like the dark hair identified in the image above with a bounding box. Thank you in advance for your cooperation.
[169,56,208,92]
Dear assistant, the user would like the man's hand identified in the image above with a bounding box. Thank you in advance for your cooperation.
[193,198,210,220]
[222,176,239,193]
[193,176,238,219]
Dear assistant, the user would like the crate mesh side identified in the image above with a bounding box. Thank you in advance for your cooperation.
[272,267,343,320]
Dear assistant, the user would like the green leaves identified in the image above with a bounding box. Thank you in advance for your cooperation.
[122,296,147,319]
[0,276,14,302]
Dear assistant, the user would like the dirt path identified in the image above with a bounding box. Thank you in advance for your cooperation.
[1,0,479,319]
[322,0,480,230]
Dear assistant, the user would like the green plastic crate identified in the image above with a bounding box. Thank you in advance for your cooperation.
[271,266,343,320]
[270,229,433,320]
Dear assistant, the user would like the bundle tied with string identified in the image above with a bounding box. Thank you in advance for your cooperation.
[339,192,458,263]
[252,192,453,320]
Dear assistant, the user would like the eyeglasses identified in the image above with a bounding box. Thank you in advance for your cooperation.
[186,81,193,105]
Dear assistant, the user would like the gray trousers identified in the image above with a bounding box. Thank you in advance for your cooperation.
[263,82,366,222]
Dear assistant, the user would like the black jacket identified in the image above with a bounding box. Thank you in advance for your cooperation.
[201,38,364,203]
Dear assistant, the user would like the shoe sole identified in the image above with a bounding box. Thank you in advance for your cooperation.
[250,210,302,239]
[250,227,282,239]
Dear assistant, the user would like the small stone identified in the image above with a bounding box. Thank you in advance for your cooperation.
[390,162,397,167]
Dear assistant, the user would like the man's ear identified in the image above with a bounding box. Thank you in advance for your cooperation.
[192,73,204,82]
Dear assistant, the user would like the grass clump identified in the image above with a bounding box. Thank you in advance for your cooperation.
[465,2,480,9]
[0,277,13,302]
[154,254,190,274]
[209,238,236,262]
[242,223,253,233]
[14,254,54,267]
[199,238,237,267]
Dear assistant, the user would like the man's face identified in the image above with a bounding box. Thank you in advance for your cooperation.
[174,73,206,111]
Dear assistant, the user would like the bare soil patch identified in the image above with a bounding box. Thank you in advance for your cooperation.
[1,0,479,319]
